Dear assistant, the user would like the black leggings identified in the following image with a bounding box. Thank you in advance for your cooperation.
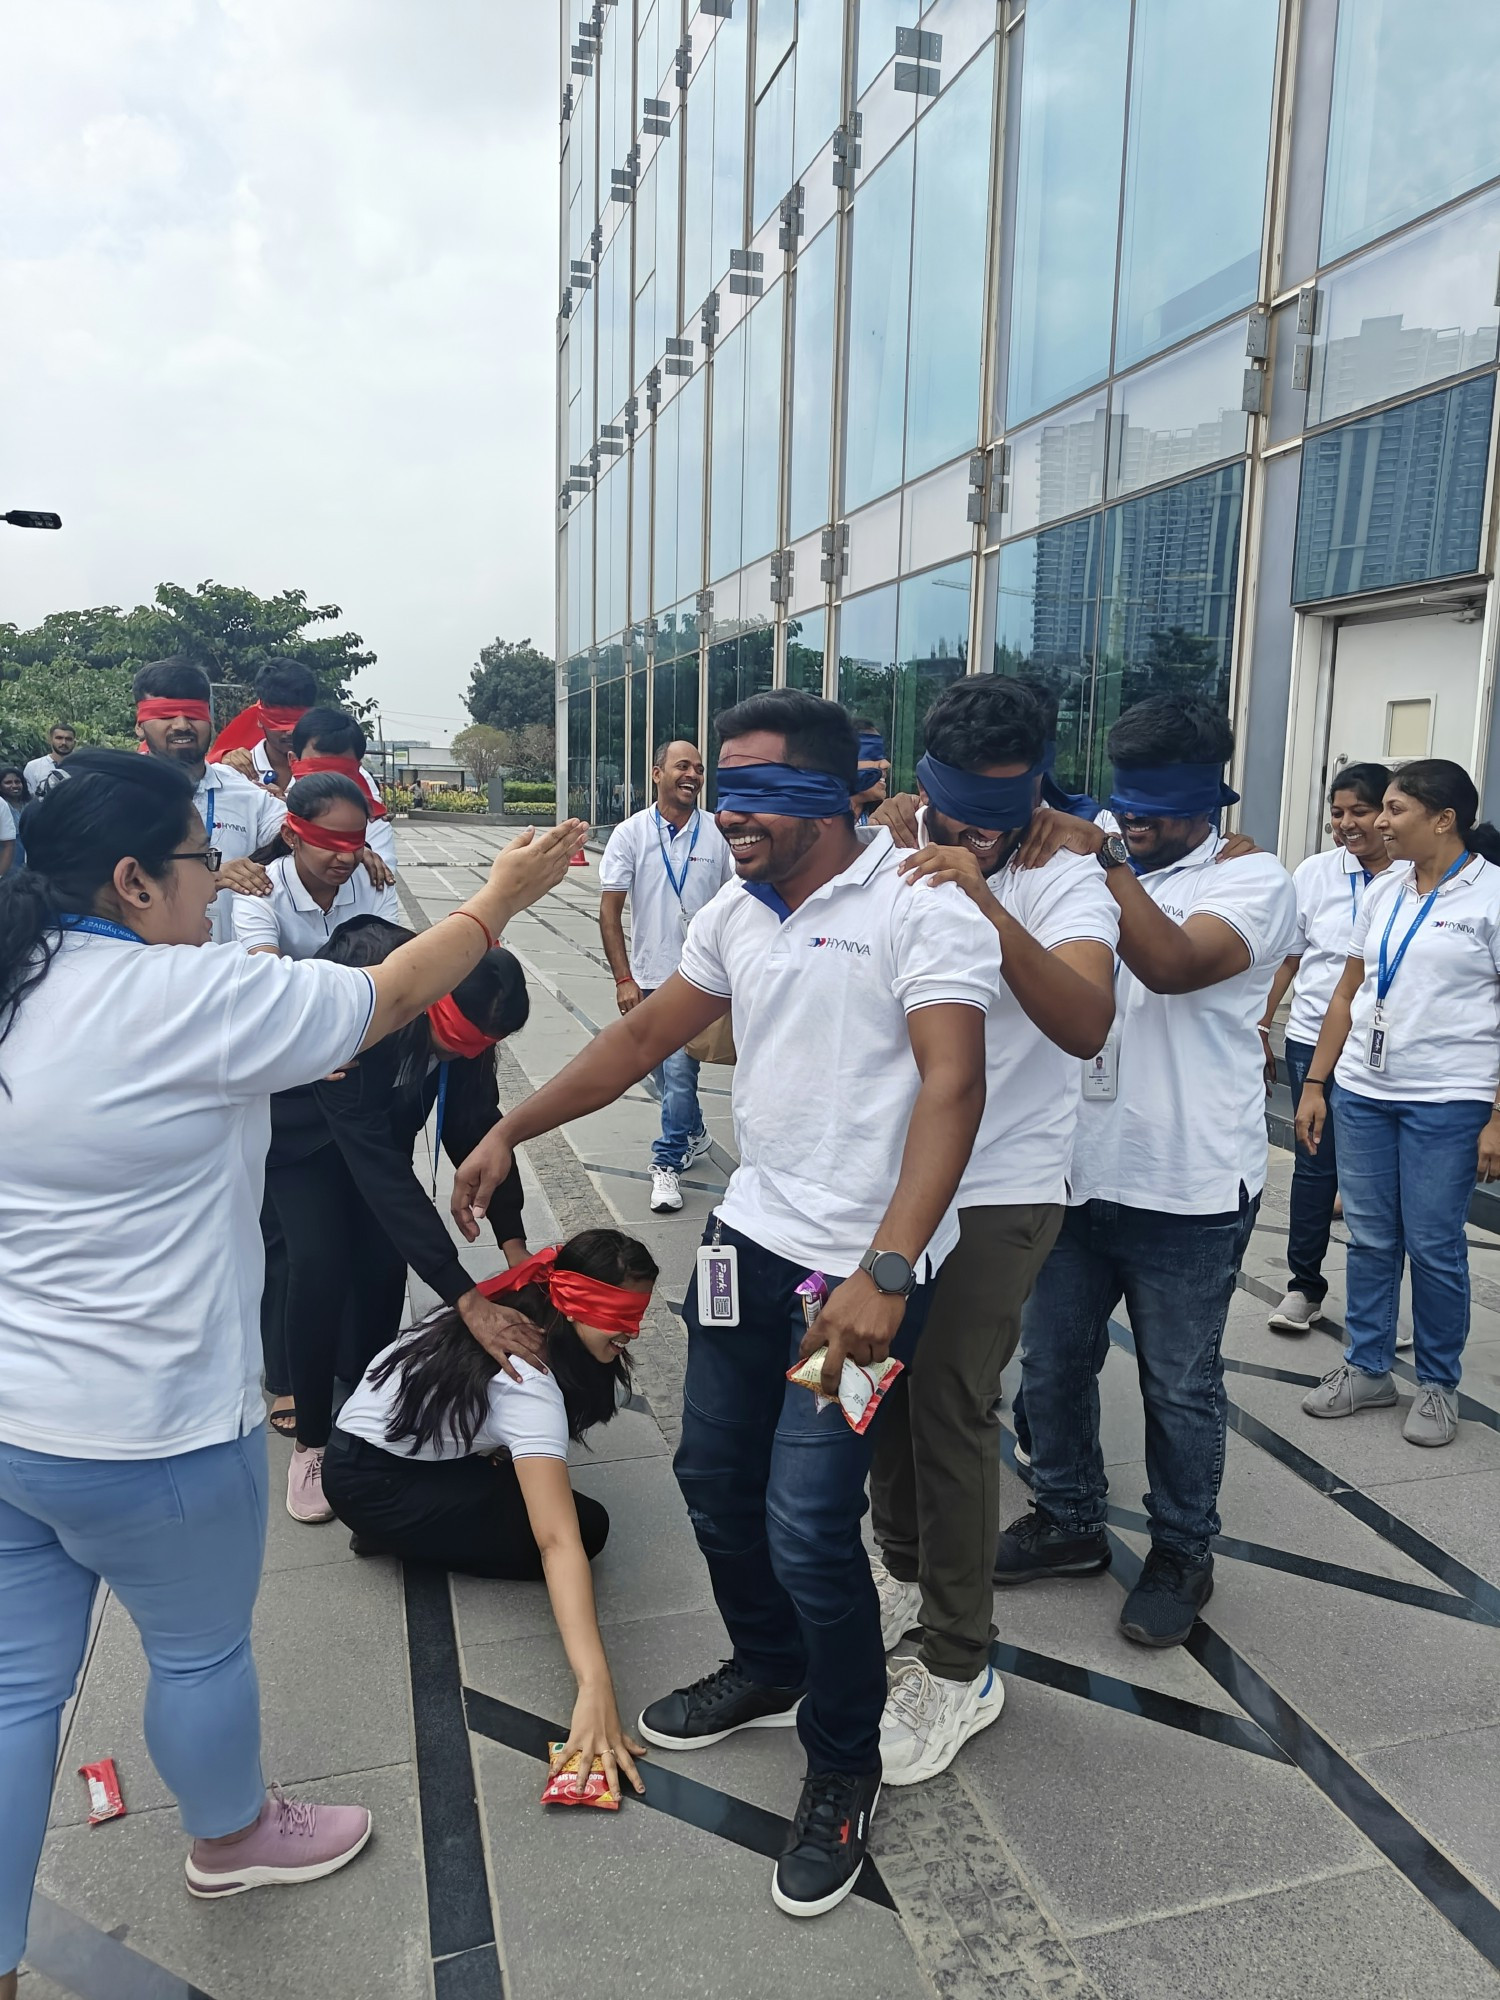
[265,1148,408,1448]
[322,1430,610,1579]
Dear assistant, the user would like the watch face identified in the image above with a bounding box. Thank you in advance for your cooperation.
[870,1250,913,1294]
[1103,834,1130,867]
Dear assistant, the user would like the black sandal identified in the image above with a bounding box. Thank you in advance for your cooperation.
[268,1406,297,1437]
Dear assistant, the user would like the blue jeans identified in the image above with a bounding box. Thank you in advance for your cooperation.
[1020,1195,1259,1564]
[643,987,705,1171]
[1285,1035,1340,1302]
[673,1222,929,1774]
[0,1432,270,1973]
[1333,1091,1490,1390]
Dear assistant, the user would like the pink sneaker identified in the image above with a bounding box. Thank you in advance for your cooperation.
[185,1787,372,1898]
[286,1448,333,1524]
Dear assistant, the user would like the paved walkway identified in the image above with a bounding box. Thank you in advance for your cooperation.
[23,822,1500,1999]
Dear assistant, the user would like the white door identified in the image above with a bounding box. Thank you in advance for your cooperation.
[1322,610,1483,843]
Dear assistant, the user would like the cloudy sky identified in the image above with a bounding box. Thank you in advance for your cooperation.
[0,0,557,744]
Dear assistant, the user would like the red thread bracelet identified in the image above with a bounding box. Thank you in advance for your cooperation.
[450,909,496,952]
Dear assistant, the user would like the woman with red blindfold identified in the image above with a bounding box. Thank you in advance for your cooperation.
[233,773,399,959]
[323,1230,657,1801]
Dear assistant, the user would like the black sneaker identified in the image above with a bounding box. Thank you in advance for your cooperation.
[772,1769,880,1918]
[638,1660,805,1750]
[993,1508,1111,1585]
[1118,1547,1214,1647]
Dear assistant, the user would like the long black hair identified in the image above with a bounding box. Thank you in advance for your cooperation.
[1387,759,1500,865]
[251,771,370,863]
[1329,761,1392,809]
[369,1229,658,1452]
[0,748,196,1057]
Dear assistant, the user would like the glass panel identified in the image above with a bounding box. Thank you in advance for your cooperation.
[1323,0,1500,266]
[1309,186,1500,426]
[1292,375,1495,603]
[788,526,826,612]
[629,669,649,813]
[636,153,658,295]
[845,491,902,595]
[741,282,784,563]
[1115,0,1276,368]
[788,221,837,539]
[710,319,747,581]
[1006,0,1129,425]
[656,120,681,340]
[598,636,626,687]
[856,52,916,181]
[786,605,827,691]
[678,370,707,596]
[653,391,680,608]
[795,0,845,176]
[711,5,749,283]
[568,685,592,820]
[844,133,915,511]
[685,52,715,317]
[754,49,796,230]
[921,0,993,76]
[639,4,659,114]
[858,0,905,95]
[905,46,993,480]
[703,616,776,805]
[991,519,1100,794]
[1093,462,1244,780]
[837,584,900,774]
[902,456,972,573]
[756,0,796,97]
[1004,391,1109,538]
[1108,320,1250,498]
[654,602,702,753]
[634,273,656,390]
[597,466,627,644]
[892,560,971,789]
[631,433,652,622]
[1385,697,1433,760]
[594,674,628,829]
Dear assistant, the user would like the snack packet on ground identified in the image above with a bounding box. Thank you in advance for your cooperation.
[79,1757,126,1826]
[541,1743,621,1810]
[786,1349,904,1434]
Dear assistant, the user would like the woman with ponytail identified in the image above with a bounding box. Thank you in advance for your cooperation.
[0,751,586,1989]
[1296,760,1500,1447]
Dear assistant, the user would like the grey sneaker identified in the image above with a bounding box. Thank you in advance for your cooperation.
[1302,1363,1398,1419]
[1404,1386,1459,1448]
[1268,1290,1322,1334]
[1395,1326,1415,1351]
[869,1554,922,1652]
[683,1128,713,1167]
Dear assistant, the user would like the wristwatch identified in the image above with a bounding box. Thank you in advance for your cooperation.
[859,1247,917,1297]
[1099,832,1131,871]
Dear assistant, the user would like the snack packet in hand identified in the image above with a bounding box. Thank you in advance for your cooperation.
[541,1743,621,1810]
[786,1349,904,1435]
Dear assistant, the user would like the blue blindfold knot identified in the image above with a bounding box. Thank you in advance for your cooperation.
[1108,762,1240,820]
[716,762,855,818]
[917,752,1044,831]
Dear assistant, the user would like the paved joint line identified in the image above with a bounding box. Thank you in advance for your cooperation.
[23,1894,216,2000]
[988,1640,1286,1761]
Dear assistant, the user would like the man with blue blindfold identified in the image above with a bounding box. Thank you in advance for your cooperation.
[991,695,1297,1648]
[449,690,998,1917]
[850,719,890,823]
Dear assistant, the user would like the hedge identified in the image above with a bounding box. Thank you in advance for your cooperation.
[390,786,487,813]
[504,780,556,803]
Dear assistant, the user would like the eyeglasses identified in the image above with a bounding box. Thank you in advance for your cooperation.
[167,847,223,873]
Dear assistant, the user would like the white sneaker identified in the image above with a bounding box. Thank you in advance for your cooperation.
[1013,1441,1032,1469]
[1268,1290,1322,1334]
[869,1553,922,1652]
[1395,1327,1415,1351]
[683,1128,713,1166]
[879,1656,1005,1787]
[649,1166,683,1213]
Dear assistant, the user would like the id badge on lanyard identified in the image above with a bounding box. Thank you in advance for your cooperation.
[1082,1030,1118,1101]
[1368,853,1465,1070]
[695,1215,740,1327]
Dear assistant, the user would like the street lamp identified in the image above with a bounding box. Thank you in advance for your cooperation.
[3,511,62,530]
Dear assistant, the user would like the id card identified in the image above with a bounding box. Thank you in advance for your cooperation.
[696,1243,740,1326]
[1082,1032,1118,1101]
[1366,1002,1389,1073]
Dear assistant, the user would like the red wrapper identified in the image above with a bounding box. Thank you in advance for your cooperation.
[79,1757,126,1825]
[541,1742,621,1810]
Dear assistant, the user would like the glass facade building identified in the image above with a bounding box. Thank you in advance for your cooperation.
[558,0,1500,856]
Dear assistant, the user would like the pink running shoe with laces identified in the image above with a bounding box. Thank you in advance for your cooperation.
[286,1447,333,1524]
[185,1786,372,1899]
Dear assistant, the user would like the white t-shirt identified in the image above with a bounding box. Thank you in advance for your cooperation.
[0,935,375,1459]
[1285,847,1390,1047]
[195,764,288,945]
[1336,854,1500,1104]
[233,852,400,959]
[677,827,1000,1276]
[1070,835,1299,1214]
[599,806,735,990]
[22,755,69,797]
[0,800,13,843]
[337,1338,570,1463]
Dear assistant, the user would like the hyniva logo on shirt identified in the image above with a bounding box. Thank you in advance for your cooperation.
[1433,919,1478,936]
[809,936,871,956]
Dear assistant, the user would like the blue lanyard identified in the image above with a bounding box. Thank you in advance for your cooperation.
[202,785,216,842]
[655,808,699,901]
[60,914,143,944]
[1376,853,1467,1004]
[430,1060,450,1196]
[1347,865,1372,921]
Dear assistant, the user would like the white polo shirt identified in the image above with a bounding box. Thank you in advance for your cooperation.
[1070,835,1298,1215]
[0,934,375,1458]
[677,827,1000,1276]
[250,741,397,872]
[232,853,401,959]
[22,755,69,797]
[338,1341,569,1463]
[194,763,288,945]
[599,806,735,990]
[1286,847,1391,1047]
[1336,854,1500,1104]
[0,800,13,844]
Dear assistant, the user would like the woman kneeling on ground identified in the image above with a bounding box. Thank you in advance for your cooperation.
[324,1229,656,1797]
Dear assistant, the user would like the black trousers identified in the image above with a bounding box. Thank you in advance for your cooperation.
[265,1147,408,1449]
[322,1430,610,1578]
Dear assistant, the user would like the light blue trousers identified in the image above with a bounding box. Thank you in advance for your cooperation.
[0,1430,270,1973]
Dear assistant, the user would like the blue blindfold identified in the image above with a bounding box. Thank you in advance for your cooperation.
[917,752,1044,832]
[716,762,854,818]
[1109,762,1240,820]
[856,731,887,790]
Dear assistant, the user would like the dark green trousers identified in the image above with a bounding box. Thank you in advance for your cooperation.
[871,1201,1063,1681]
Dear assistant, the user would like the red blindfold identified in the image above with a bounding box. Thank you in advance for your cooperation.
[478,1245,650,1336]
[137,698,212,723]
[426,991,496,1060]
[208,701,309,762]
[284,812,367,855]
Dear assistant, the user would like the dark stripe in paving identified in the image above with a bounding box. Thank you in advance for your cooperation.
[987,1641,1286,1760]
[24,1894,216,2000]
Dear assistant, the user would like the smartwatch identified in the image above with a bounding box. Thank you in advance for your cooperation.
[859,1247,917,1297]
[1099,832,1132,871]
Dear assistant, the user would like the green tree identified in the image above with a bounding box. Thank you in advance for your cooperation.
[465,637,556,731]
[450,724,511,786]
